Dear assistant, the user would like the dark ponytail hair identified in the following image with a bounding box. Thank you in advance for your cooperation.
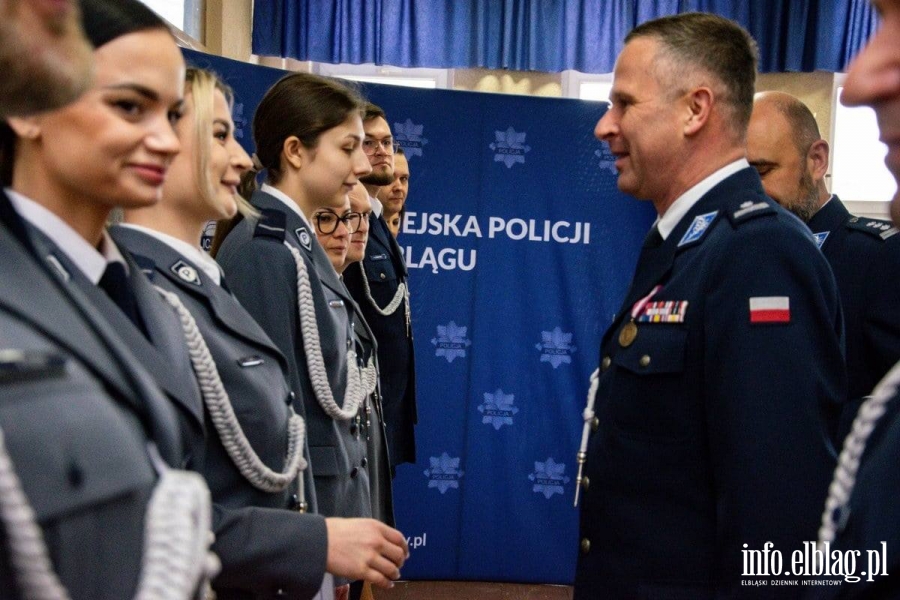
[211,73,364,256]
[80,0,170,49]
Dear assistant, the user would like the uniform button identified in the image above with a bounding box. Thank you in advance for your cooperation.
[289,493,301,511]
[351,467,360,478]
[581,476,590,491]
[361,457,368,468]
[580,538,591,554]
[591,417,600,432]
[287,391,296,405]
[601,356,611,371]
[639,355,651,367]
[380,273,386,280]
[67,464,84,488]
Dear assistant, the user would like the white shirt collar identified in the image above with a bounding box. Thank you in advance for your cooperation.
[6,188,128,284]
[118,223,222,286]
[370,196,383,218]
[656,159,750,240]
[261,183,313,229]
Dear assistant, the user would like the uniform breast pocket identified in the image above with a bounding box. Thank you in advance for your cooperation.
[363,255,398,286]
[0,375,157,520]
[309,445,340,477]
[609,327,693,443]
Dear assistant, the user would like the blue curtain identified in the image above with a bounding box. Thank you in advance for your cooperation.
[252,0,878,73]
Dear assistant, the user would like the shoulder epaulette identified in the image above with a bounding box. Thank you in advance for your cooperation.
[726,198,776,226]
[253,208,287,241]
[846,216,899,241]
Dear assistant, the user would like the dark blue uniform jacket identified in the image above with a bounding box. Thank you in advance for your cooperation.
[574,168,846,599]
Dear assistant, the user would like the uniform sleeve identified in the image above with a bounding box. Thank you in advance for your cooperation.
[702,222,846,590]
[211,504,328,597]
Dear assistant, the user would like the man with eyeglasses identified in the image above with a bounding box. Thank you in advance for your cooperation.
[344,104,418,475]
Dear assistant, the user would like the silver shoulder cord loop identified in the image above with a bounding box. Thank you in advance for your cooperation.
[574,368,600,507]
[818,359,900,548]
[284,242,374,420]
[357,260,409,318]
[0,425,216,600]
[154,286,308,494]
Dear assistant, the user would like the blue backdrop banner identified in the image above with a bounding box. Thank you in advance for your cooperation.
[184,48,655,584]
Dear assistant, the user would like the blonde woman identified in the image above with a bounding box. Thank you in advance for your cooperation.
[116,68,407,599]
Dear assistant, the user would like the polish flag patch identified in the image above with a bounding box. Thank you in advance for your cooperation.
[749,296,791,323]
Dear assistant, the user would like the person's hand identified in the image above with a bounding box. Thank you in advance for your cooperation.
[325,518,409,588]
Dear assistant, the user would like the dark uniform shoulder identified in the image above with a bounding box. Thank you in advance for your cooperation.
[253,208,288,242]
[845,215,900,242]
[723,197,778,228]
[718,196,818,254]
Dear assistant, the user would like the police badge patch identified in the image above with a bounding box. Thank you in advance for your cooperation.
[171,260,201,285]
[678,211,718,247]
[295,227,313,251]
[812,231,830,249]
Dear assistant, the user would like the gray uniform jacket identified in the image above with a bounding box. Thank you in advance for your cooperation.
[24,226,207,467]
[216,190,371,520]
[0,193,182,599]
[349,300,395,526]
[112,226,329,600]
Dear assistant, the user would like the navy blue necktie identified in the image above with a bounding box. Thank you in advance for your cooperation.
[98,262,147,337]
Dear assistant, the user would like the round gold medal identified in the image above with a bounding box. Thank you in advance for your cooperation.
[619,321,638,347]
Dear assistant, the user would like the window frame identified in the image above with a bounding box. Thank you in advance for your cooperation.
[830,72,893,219]
[313,62,452,89]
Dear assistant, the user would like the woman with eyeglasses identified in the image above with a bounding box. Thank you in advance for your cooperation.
[212,73,406,594]
[313,184,394,526]
[113,67,406,599]
[312,199,357,273]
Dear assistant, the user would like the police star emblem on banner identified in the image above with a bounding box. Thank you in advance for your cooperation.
[393,118,428,159]
[535,327,577,368]
[431,321,472,363]
[423,452,464,494]
[478,388,518,430]
[231,102,247,140]
[529,458,570,499]
[490,126,531,168]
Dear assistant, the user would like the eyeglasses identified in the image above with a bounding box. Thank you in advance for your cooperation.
[362,137,399,156]
[313,210,362,235]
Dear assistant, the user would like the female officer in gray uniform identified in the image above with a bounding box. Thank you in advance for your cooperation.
[116,68,407,598]
[311,185,395,529]
[213,74,375,526]
[0,0,214,597]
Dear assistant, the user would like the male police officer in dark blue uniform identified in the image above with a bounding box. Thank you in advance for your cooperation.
[748,91,900,443]
[810,1,900,597]
[574,14,845,599]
